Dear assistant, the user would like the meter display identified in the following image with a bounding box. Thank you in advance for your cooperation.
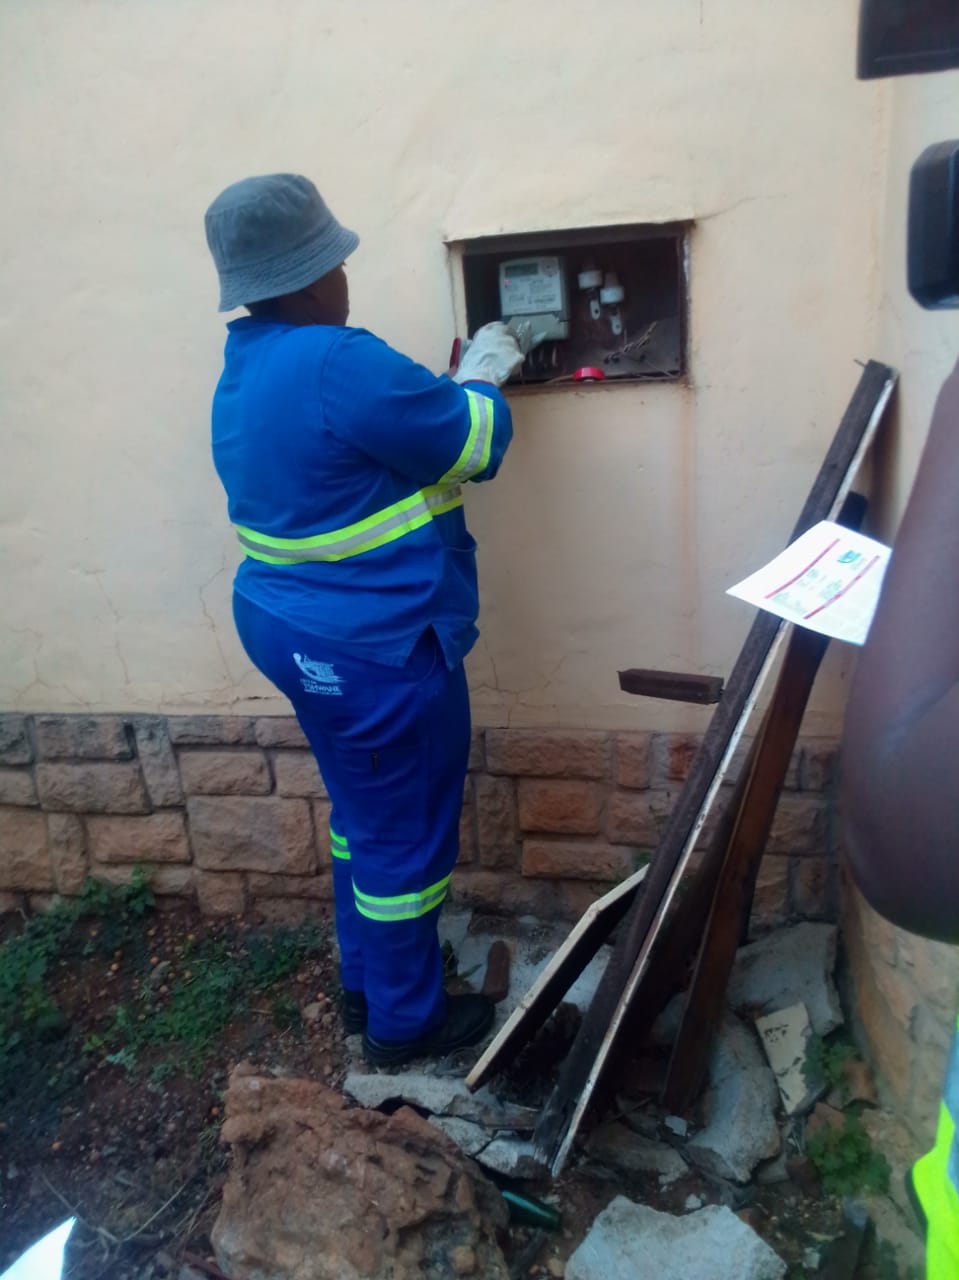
[498,255,570,340]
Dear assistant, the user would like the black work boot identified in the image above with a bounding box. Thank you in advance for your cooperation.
[362,993,494,1068]
[340,987,369,1035]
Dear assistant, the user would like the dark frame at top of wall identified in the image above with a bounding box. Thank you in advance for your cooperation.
[450,222,691,392]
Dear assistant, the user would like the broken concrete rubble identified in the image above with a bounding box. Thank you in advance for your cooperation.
[565,1198,787,1280]
[429,1115,490,1157]
[476,1136,544,1180]
[585,1122,688,1186]
[686,1014,781,1184]
[343,1067,544,1176]
[342,1070,536,1130]
[213,1063,509,1280]
[755,1002,823,1115]
[728,922,843,1036]
[439,907,615,1044]
[215,908,920,1279]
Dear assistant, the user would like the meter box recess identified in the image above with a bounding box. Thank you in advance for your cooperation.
[456,222,688,387]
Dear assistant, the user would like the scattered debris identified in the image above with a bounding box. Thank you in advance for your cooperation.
[213,1063,510,1280]
[585,1123,688,1186]
[755,1002,823,1115]
[428,1115,490,1157]
[342,1071,535,1130]
[686,1015,781,1184]
[476,1137,544,1180]
[565,1198,787,1280]
[728,924,843,1036]
[814,1199,869,1277]
[0,894,921,1279]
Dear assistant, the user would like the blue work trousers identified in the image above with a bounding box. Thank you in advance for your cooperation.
[233,594,470,1042]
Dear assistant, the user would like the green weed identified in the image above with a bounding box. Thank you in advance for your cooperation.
[804,1033,856,1095]
[0,871,154,1095]
[105,924,325,1074]
[0,877,325,1096]
[807,1113,890,1196]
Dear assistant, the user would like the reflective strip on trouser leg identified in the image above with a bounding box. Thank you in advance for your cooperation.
[235,606,473,1042]
[327,823,362,991]
[330,827,350,861]
[353,873,451,922]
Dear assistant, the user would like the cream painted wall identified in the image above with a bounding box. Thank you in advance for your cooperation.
[0,1,886,729]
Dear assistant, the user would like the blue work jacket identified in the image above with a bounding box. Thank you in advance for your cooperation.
[211,318,512,668]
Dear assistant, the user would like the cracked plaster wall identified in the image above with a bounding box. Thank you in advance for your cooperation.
[1,1,886,730]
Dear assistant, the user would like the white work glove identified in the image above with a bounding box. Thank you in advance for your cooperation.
[452,321,524,387]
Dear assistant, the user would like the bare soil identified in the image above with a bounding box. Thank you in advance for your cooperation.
[0,901,913,1280]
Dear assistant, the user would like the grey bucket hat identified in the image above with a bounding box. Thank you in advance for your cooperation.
[204,173,360,311]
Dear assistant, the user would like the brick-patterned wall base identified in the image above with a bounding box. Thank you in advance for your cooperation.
[0,713,839,931]
[843,877,959,1155]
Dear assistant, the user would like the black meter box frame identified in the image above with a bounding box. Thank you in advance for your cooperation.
[455,222,689,388]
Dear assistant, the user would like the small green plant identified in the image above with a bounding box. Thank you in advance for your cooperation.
[807,1113,890,1196]
[0,870,156,1099]
[148,1060,176,1088]
[804,1033,856,1094]
[0,879,325,1102]
[104,924,324,1074]
[105,1046,138,1073]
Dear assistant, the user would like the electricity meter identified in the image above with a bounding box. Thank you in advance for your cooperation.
[498,255,570,341]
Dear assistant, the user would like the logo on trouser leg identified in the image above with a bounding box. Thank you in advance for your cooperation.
[293,653,344,696]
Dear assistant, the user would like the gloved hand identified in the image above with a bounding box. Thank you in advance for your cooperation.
[451,322,524,387]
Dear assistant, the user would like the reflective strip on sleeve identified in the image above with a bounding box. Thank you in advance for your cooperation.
[235,484,464,565]
[330,828,350,862]
[352,873,451,922]
[438,390,495,485]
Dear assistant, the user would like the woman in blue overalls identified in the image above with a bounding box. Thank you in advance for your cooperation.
[204,174,521,1066]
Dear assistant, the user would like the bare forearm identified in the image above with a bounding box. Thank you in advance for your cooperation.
[841,359,959,941]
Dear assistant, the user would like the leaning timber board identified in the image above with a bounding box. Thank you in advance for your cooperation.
[465,862,649,1092]
[534,360,897,1174]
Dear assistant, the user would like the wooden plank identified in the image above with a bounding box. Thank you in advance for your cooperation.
[532,361,896,1174]
[661,491,866,1113]
[468,741,753,1095]
[537,624,790,1173]
[465,862,648,1092]
[611,732,764,1050]
[617,669,724,705]
[481,940,512,1003]
[662,626,831,1108]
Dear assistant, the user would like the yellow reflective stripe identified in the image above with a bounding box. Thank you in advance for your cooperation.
[421,483,463,518]
[238,489,425,552]
[438,391,495,485]
[353,874,450,922]
[236,486,463,565]
[330,828,350,862]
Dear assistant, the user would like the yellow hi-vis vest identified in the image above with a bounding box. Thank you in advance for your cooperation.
[912,1022,959,1278]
